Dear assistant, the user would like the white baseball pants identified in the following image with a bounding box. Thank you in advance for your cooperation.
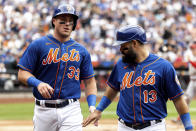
[185,80,196,100]
[33,100,83,131]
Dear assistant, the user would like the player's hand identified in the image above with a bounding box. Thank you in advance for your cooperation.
[82,110,101,127]
[37,83,54,99]
[89,106,98,126]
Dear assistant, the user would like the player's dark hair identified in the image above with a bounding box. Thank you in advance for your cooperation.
[137,40,145,45]
[131,40,144,45]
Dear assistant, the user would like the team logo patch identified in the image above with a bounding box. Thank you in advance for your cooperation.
[42,48,80,65]
[175,75,181,86]
[120,70,155,90]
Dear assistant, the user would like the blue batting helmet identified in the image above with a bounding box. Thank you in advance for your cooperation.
[52,4,78,30]
[114,25,147,46]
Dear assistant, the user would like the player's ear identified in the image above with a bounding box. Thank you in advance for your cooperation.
[52,18,56,28]
[131,40,137,47]
[133,40,142,47]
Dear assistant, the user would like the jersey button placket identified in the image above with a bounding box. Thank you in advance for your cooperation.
[134,67,141,122]
[59,44,67,80]
[134,92,140,122]
[55,44,65,96]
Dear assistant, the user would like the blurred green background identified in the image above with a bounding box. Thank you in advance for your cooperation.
[0,100,196,120]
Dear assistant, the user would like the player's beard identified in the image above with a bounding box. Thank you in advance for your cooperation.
[122,48,137,64]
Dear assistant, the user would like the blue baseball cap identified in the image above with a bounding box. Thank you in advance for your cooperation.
[114,25,147,46]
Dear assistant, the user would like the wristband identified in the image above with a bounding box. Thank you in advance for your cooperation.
[27,76,42,88]
[96,96,111,112]
[87,94,96,107]
[180,113,193,130]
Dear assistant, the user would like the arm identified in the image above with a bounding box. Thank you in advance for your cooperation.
[18,68,34,85]
[18,68,54,99]
[173,95,193,131]
[83,77,97,112]
[83,77,97,98]
[82,86,118,127]
[103,86,119,101]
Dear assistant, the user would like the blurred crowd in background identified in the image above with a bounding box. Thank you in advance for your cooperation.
[0,0,196,90]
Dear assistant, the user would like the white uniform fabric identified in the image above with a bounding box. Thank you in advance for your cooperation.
[184,49,196,100]
[118,119,166,131]
[33,99,83,131]
[186,80,196,100]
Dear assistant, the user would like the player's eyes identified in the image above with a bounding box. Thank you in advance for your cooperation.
[59,21,74,25]
[59,22,66,24]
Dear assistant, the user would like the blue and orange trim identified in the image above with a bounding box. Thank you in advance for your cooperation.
[46,36,62,98]
[17,64,33,73]
[57,42,77,98]
[139,57,160,123]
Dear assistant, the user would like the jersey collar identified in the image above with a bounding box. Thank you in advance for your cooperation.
[47,34,75,45]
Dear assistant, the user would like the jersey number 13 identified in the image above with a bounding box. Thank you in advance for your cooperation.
[143,90,157,103]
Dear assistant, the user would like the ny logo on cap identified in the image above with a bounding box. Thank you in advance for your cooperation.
[67,5,71,12]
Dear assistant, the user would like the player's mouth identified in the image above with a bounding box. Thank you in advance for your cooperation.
[63,28,70,32]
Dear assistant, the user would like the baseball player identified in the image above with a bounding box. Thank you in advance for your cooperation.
[17,4,97,131]
[82,25,193,131]
[185,42,196,104]
[173,41,196,124]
